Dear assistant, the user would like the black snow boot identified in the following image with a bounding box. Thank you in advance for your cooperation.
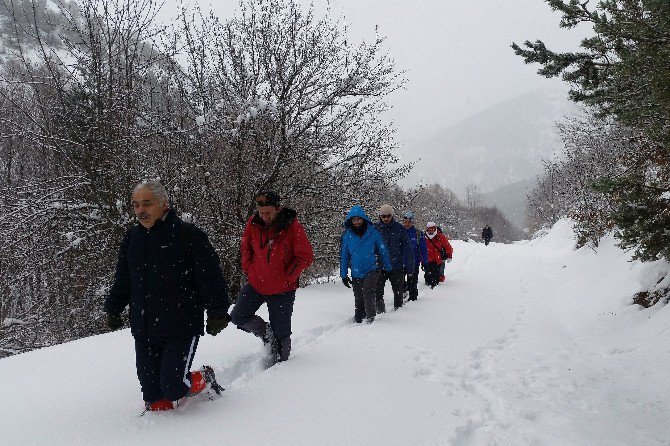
[277,337,291,362]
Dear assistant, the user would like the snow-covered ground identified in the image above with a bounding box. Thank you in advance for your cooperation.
[2,220,669,445]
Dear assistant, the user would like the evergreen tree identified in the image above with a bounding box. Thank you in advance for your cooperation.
[513,0,670,261]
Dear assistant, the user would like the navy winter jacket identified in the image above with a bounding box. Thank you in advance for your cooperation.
[374,219,415,271]
[406,226,428,266]
[340,206,392,279]
[105,210,230,339]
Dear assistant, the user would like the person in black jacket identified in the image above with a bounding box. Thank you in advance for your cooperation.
[482,225,493,246]
[105,180,231,412]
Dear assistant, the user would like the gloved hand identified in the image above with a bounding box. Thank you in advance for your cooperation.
[342,276,352,288]
[107,313,123,331]
[206,314,230,336]
[447,257,453,263]
[420,263,425,271]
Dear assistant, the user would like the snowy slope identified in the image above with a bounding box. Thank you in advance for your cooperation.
[2,220,669,446]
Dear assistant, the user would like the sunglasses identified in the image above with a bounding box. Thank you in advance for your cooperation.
[380,214,392,218]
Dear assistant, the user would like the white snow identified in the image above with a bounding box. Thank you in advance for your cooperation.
[1,318,27,328]
[1,219,669,445]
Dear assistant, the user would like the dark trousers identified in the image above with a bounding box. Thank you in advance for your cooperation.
[484,238,491,246]
[424,262,441,288]
[405,266,419,301]
[353,270,380,322]
[375,268,405,311]
[134,335,199,403]
[231,284,295,342]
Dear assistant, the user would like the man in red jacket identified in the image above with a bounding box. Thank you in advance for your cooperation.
[230,191,314,362]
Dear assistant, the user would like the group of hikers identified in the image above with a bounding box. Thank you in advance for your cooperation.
[103,180,459,413]
[339,204,453,324]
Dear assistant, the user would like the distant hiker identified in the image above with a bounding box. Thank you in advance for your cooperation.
[374,204,415,311]
[230,191,313,363]
[340,206,393,323]
[424,222,453,288]
[401,211,428,301]
[482,225,493,246]
[105,180,230,412]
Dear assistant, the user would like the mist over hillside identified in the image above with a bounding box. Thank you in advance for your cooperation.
[399,87,578,227]
[481,180,534,230]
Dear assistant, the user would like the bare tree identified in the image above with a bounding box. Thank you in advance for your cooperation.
[0,0,409,355]
[167,0,409,292]
[0,0,180,355]
[464,184,482,209]
[525,116,643,246]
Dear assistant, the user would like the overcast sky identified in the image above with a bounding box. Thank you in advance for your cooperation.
[161,0,587,153]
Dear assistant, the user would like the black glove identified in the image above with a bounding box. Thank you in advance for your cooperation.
[342,276,352,288]
[420,264,425,271]
[107,313,123,331]
[206,314,230,336]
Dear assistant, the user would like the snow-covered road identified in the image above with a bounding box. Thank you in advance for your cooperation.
[1,220,669,445]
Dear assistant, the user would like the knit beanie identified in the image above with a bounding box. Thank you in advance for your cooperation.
[379,204,394,216]
[426,221,436,228]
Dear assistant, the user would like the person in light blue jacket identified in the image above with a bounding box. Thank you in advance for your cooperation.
[340,205,392,323]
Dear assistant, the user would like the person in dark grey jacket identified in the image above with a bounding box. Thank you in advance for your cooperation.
[374,204,415,311]
[105,180,230,412]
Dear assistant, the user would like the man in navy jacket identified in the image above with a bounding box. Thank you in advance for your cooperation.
[374,204,415,311]
[401,211,428,301]
[105,181,230,412]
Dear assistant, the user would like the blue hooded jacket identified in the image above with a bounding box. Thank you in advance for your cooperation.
[374,218,415,271]
[406,225,428,266]
[340,206,392,279]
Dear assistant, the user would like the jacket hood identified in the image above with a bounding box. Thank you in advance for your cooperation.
[251,207,297,232]
[344,205,373,228]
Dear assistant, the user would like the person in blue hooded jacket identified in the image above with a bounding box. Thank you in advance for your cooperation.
[374,204,415,312]
[340,206,392,323]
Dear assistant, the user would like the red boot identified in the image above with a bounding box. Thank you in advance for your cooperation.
[189,371,207,396]
[145,399,174,411]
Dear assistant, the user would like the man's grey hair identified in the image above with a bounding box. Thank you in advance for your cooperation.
[133,180,169,204]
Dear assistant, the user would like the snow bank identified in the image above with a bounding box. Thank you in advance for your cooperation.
[1,219,668,445]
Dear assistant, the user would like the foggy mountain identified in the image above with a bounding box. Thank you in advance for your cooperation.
[400,87,579,227]
[480,180,534,230]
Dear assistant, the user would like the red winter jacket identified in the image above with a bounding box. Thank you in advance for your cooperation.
[424,232,453,265]
[241,208,314,295]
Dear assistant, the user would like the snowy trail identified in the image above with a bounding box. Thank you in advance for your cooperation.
[2,221,670,445]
